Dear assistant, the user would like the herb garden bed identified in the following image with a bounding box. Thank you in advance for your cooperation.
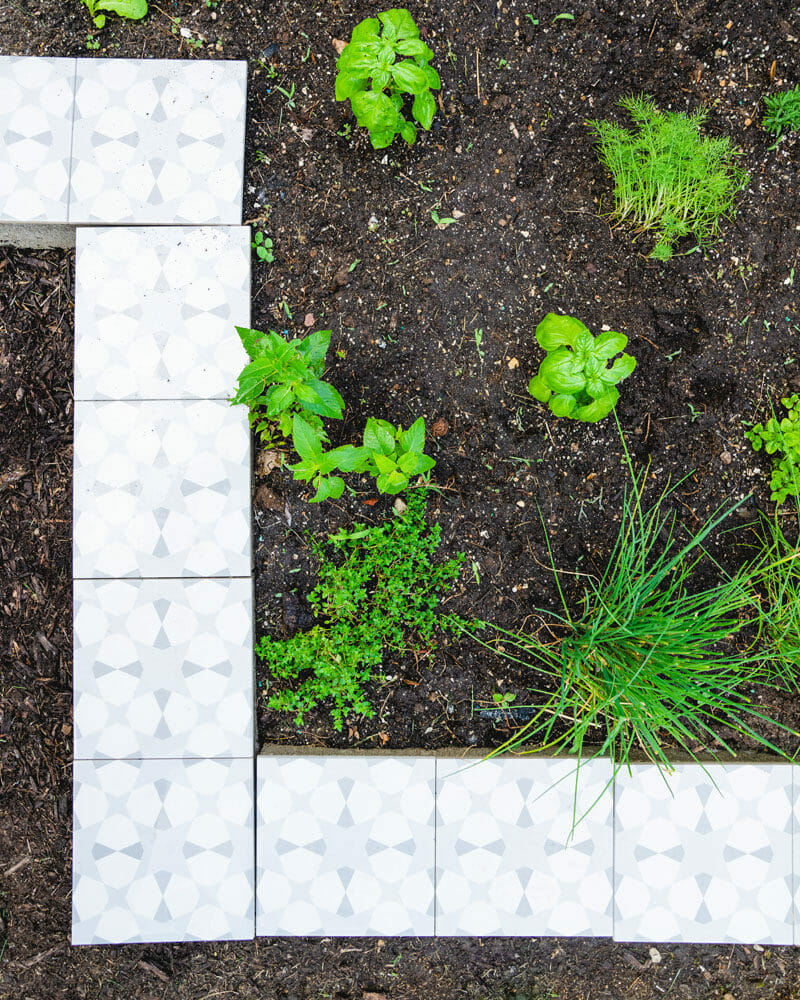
[4,0,800,996]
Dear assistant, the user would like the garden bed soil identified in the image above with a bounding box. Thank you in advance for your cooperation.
[3,0,800,996]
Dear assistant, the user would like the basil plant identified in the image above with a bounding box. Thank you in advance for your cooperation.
[528,313,636,423]
[334,8,440,149]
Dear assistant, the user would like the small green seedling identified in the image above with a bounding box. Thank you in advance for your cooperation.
[492,691,516,710]
[335,8,441,148]
[528,313,636,422]
[80,0,146,29]
[231,327,342,447]
[251,231,274,263]
[745,394,800,504]
[360,417,435,494]
[762,85,800,138]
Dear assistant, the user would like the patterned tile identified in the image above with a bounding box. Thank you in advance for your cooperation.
[74,226,250,400]
[256,756,435,936]
[435,757,613,936]
[613,763,794,944]
[73,578,253,760]
[792,766,800,945]
[0,56,75,222]
[68,59,246,224]
[72,757,254,944]
[73,399,251,578]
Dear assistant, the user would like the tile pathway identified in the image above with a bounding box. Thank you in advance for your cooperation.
[2,55,800,948]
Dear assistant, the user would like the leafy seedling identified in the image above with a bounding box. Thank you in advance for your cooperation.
[335,8,441,148]
[251,231,274,263]
[80,0,146,29]
[762,85,800,138]
[528,313,636,422]
[745,393,800,504]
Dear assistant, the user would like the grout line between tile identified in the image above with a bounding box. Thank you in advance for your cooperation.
[433,756,437,938]
[65,58,78,223]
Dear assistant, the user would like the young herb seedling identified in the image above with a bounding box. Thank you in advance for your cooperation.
[80,0,146,29]
[528,313,636,422]
[762,85,800,138]
[251,231,274,263]
[335,8,441,148]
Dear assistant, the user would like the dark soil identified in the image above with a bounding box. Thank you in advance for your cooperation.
[3,0,800,996]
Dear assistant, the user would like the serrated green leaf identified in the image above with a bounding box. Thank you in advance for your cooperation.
[301,380,345,420]
[376,469,408,494]
[265,382,294,415]
[292,414,324,462]
[296,329,331,366]
[412,89,436,130]
[364,418,396,454]
[327,445,371,473]
[373,452,397,475]
[236,325,269,361]
[398,451,420,474]
[400,417,425,454]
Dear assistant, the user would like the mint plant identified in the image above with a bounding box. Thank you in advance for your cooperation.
[231,327,343,447]
[231,326,436,500]
[528,313,636,422]
[762,86,800,138]
[80,0,146,29]
[257,490,465,729]
[587,95,748,260]
[745,394,800,504]
[335,8,441,149]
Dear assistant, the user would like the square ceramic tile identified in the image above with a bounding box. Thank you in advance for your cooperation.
[614,763,794,944]
[68,58,246,224]
[0,56,75,222]
[435,757,613,936]
[73,578,253,759]
[73,399,251,578]
[72,757,254,944]
[74,226,250,400]
[256,756,435,936]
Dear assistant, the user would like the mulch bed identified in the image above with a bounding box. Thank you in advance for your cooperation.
[3,1,800,996]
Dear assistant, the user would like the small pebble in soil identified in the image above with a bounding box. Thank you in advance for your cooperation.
[721,451,732,464]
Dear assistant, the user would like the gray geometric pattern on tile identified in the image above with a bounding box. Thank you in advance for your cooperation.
[614,763,794,944]
[72,757,254,944]
[68,59,246,225]
[256,756,436,936]
[436,757,614,936]
[0,56,75,222]
[73,399,251,579]
[74,226,250,400]
[73,578,253,760]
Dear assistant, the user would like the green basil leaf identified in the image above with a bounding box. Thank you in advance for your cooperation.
[574,389,618,422]
[337,41,380,76]
[351,16,380,42]
[378,8,419,39]
[527,374,552,403]
[350,89,397,130]
[400,120,418,144]
[538,352,586,394]
[335,71,367,102]
[549,393,577,418]
[423,65,441,89]
[395,38,432,59]
[412,89,436,130]
[391,60,428,94]
[605,353,637,384]
[96,0,147,19]
[593,330,628,359]
[535,313,588,351]
[370,128,397,148]
[372,69,391,91]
